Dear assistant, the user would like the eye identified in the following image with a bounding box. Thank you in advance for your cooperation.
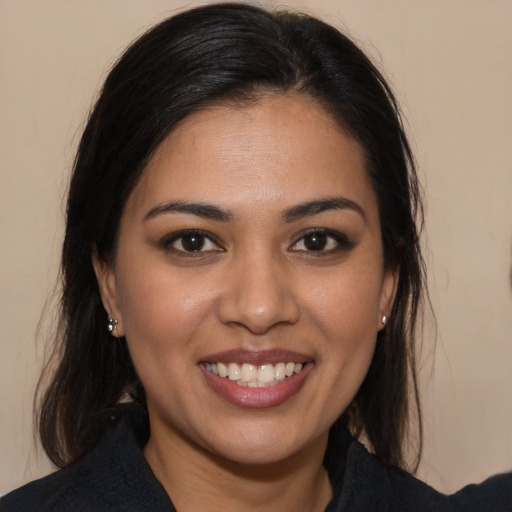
[163,230,222,255]
[290,229,355,253]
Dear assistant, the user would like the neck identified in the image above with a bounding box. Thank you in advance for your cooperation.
[144,424,332,512]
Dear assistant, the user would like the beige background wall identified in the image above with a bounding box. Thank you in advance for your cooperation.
[1,0,511,497]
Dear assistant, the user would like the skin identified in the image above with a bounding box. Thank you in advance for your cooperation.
[94,94,397,512]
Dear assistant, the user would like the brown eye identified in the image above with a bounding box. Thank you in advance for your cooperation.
[163,230,222,255]
[291,229,356,253]
[181,233,206,252]
[303,232,328,251]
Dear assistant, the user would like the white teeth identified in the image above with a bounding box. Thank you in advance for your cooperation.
[258,364,275,383]
[275,362,286,380]
[206,361,305,386]
[228,362,241,381]
[240,363,257,382]
[218,362,228,378]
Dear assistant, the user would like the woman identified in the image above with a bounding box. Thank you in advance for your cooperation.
[1,3,509,511]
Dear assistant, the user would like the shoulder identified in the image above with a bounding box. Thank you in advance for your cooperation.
[1,460,102,512]
[338,438,511,512]
[0,404,173,512]
[448,472,512,512]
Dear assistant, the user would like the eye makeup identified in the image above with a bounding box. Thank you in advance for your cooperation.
[159,229,224,257]
[290,228,357,254]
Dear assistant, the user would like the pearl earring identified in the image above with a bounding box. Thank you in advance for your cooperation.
[381,315,388,326]
[107,317,118,334]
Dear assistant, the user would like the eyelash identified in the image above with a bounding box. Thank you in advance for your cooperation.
[161,229,223,257]
[290,228,356,254]
[160,228,355,257]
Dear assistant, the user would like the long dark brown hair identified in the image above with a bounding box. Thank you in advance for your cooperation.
[38,2,426,472]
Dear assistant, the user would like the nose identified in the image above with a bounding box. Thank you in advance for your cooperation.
[217,253,301,334]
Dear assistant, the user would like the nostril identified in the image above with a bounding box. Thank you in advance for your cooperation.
[217,290,300,334]
[216,260,301,333]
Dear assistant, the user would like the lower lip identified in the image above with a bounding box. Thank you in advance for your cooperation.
[200,363,312,409]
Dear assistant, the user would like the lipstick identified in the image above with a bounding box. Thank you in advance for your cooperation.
[199,349,313,408]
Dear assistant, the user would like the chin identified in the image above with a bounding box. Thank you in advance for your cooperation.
[200,421,325,468]
[211,442,304,468]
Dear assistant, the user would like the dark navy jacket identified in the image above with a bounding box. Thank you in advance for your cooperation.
[2,405,510,511]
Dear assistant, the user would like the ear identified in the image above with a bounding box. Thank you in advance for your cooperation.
[378,266,399,331]
[92,249,124,337]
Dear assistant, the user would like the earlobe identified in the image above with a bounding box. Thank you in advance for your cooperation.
[92,250,124,337]
[378,267,399,330]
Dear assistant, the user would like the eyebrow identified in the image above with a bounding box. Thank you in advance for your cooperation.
[143,196,366,224]
[143,201,233,222]
[282,197,367,223]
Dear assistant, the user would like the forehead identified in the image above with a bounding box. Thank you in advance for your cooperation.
[127,94,376,220]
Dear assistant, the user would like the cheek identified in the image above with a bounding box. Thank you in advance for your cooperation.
[301,263,383,390]
[304,267,383,338]
[115,260,218,364]
[293,275,380,430]
[116,274,218,411]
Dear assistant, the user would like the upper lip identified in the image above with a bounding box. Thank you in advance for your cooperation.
[199,348,313,366]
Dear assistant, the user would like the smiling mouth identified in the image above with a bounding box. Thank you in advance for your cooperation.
[202,361,305,388]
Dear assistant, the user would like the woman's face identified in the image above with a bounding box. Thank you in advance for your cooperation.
[95,94,397,466]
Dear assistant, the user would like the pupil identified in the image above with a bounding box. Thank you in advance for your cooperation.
[305,233,327,251]
[182,234,204,252]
